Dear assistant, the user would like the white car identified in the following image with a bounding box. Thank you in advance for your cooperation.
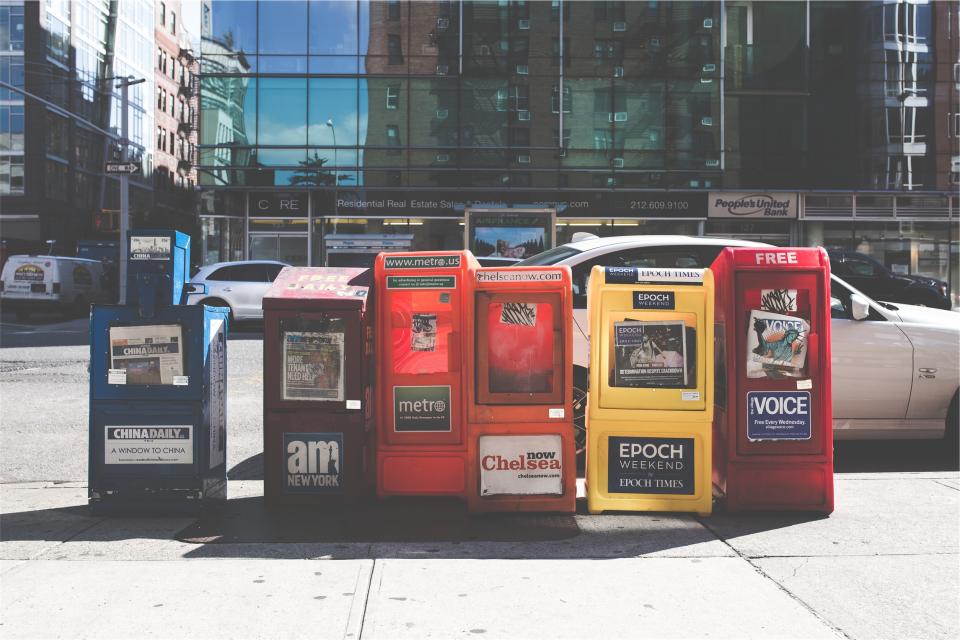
[185,260,288,321]
[516,234,960,448]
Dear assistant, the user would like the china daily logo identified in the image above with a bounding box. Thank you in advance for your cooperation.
[283,432,343,493]
[394,385,451,432]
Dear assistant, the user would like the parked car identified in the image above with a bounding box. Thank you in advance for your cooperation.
[184,260,289,321]
[476,256,522,267]
[0,254,109,320]
[827,250,952,310]
[516,235,960,453]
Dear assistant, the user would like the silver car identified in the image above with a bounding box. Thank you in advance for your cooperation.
[185,260,289,321]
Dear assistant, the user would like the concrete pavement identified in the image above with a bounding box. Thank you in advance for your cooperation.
[1,472,957,639]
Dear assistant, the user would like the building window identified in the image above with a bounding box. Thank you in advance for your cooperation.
[387,34,403,64]
[157,126,164,151]
[386,84,400,110]
[160,1,165,26]
[171,11,176,34]
[170,131,175,154]
[0,157,25,195]
[509,85,529,112]
[388,0,401,20]
[552,86,571,114]
[157,47,163,70]
[0,4,25,52]
[386,125,401,150]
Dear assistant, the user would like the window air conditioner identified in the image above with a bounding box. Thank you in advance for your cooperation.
[613,66,624,77]
[702,63,716,73]
[517,154,531,164]
[437,17,449,30]
[436,64,448,75]
[614,112,628,122]
[516,64,529,75]
[435,153,450,163]
[703,18,713,28]
[518,110,531,121]
[518,19,530,30]
[612,157,624,168]
[701,116,713,126]
[613,21,626,32]
[705,159,720,167]
[436,109,449,120]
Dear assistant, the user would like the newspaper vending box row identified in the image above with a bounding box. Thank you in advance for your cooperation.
[261,252,577,512]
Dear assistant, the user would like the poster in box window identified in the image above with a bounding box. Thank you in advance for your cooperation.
[129,236,171,261]
[207,318,227,469]
[282,331,345,401]
[612,320,689,388]
[487,301,553,394]
[746,310,808,379]
[109,324,184,385]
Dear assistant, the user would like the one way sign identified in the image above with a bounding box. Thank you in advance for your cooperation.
[104,162,141,174]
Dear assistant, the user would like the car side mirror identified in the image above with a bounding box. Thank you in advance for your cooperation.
[851,294,871,321]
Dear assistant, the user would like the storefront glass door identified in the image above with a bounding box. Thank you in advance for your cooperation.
[249,233,309,265]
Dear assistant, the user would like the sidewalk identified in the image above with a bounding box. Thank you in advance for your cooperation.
[1,472,957,639]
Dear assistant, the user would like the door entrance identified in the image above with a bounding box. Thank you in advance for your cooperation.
[249,233,308,265]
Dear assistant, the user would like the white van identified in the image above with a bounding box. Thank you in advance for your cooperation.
[0,255,107,320]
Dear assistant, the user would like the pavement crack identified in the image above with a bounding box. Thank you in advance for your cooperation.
[696,515,854,640]
[933,480,960,492]
[353,559,377,640]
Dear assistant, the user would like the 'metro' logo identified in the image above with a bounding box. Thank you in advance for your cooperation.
[393,385,451,432]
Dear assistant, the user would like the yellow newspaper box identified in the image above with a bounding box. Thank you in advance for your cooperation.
[586,266,714,515]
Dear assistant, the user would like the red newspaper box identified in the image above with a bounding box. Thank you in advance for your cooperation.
[711,247,834,513]
[465,266,577,513]
[374,251,479,498]
[262,267,374,506]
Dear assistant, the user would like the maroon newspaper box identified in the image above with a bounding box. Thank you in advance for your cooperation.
[711,248,834,513]
[262,267,374,506]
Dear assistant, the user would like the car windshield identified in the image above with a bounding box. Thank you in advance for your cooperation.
[515,245,582,266]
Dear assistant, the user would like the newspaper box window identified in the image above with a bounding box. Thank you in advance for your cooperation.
[262,267,374,505]
[281,320,346,402]
[108,324,185,385]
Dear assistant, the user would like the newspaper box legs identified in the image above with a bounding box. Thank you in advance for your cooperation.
[465,267,577,513]
[262,267,374,506]
[88,230,228,515]
[585,267,715,516]
[711,247,834,513]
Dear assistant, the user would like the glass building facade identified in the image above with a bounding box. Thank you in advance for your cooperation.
[197,0,958,299]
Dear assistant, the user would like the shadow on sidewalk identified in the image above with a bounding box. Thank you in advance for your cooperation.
[834,439,959,473]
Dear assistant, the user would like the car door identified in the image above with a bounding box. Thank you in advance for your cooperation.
[829,277,913,425]
[230,263,271,319]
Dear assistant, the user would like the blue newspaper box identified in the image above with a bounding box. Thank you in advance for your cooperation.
[126,229,190,309]
[88,230,228,514]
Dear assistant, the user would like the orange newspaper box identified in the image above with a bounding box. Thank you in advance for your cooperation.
[465,266,577,513]
[374,251,479,498]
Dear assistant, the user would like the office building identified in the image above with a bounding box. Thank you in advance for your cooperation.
[196,0,957,295]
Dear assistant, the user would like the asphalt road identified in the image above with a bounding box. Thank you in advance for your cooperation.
[1,313,957,483]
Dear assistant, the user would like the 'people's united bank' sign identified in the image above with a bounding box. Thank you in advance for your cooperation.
[708,192,798,219]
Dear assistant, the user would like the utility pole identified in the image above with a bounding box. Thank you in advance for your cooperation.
[117,76,144,304]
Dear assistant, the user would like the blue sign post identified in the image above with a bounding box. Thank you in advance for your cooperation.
[88,230,229,514]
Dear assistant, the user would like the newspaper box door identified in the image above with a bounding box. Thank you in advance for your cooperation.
[735,270,826,456]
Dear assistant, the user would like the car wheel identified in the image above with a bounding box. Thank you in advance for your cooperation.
[199,298,234,322]
[573,367,588,473]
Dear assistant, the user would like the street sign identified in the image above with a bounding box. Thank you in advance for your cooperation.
[105,162,141,175]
